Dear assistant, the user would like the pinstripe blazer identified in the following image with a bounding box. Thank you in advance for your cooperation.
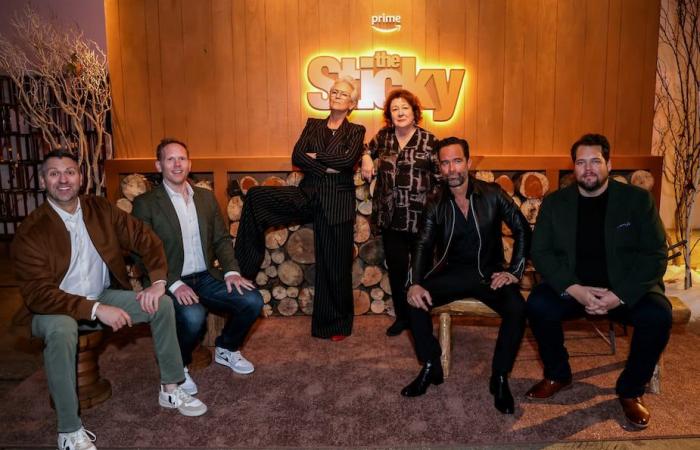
[291,117,366,225]
[132,184,239,289]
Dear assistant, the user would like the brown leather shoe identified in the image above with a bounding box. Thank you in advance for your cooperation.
[525,378,572,399]
[619,397,650,429]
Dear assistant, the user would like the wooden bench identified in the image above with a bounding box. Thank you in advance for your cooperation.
[431,295,691,393]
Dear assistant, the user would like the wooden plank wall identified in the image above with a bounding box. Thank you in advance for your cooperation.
[105,0,660,159]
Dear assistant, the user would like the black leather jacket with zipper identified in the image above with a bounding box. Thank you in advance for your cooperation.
[408,176,531,286]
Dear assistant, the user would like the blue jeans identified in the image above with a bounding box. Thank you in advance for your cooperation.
[171,271,263,366]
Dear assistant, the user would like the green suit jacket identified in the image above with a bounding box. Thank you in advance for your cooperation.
[531,179,667,307]
[132,183,239,290]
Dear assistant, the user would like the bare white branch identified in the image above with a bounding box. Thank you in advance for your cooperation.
[655,0,700,288]
[0,5,111,194]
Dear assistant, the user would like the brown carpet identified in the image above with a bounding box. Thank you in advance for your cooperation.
[2,315,700,448]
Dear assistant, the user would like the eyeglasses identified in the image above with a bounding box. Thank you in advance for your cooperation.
[329,89,350,99]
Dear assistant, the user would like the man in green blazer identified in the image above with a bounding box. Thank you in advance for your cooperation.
[525,134,671,430]
[133,139,263,396]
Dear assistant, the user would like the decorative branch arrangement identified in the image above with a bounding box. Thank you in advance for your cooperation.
[0,6,111,194]
[655,0,700,288]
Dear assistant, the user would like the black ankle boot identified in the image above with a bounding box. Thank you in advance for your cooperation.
[386,319,409,336]
[489,373,515,414]
[401,360,444,397]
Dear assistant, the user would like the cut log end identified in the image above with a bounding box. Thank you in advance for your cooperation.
[361,265,383,287]
[354,215,371,243]
[629,170,654,191]
[120,174,150,201]
[227,196,244,221]
[116,198,133,213]
[353,289,370,315]
[278,260,304,286]
[277,297,299,316]
[518,172,549,199]
[265,227,289,249]
[286,228,315,264]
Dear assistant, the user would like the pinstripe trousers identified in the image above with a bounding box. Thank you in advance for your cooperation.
[235,185,354,338]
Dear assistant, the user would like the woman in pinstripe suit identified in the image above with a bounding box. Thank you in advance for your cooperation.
[235,77,366,340]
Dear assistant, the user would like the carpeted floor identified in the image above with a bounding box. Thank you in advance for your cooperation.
[2,315,700,448]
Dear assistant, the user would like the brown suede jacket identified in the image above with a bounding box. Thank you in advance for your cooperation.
[11,195,168,324]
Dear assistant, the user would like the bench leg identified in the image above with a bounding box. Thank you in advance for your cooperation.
[439,313,451,379]
[608,321,616,355]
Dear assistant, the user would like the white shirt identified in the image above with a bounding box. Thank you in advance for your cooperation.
[163,182,239,293]
[163,181,207,277]
[49,199,110,319]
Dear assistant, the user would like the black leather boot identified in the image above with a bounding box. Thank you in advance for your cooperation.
[401,360,444,397]
[489,373,515,414]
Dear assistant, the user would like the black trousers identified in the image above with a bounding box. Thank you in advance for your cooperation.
[409,264,527,374]
[381,229,418,324]
[234,186,354,338]
[526,283,672,398]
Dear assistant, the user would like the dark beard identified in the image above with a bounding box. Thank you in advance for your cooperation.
[447,174,466,187]
[576,174,608,192]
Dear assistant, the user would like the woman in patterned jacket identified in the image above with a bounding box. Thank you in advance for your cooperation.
[360,89,439,337]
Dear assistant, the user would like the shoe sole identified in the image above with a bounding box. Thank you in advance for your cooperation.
[624,418,649,430]
[159,398,208,416]
[215,355,255,374]
[525,382,573,400]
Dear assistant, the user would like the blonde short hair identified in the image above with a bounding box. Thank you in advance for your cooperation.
[331,76,360,109]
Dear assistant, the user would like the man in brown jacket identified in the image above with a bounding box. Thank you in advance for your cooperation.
[12,150,207,450]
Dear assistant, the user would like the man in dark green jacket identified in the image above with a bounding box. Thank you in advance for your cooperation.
[133,139,263,396]
[525,134,671,430]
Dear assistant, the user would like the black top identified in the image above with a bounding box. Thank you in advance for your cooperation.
[323,126,335,146]
[447,200,480,268]
[575,190,610,287]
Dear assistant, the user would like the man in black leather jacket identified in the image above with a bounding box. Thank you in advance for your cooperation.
[401,137,531,415]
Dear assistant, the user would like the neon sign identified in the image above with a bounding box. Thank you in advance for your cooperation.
[306,51,466,123]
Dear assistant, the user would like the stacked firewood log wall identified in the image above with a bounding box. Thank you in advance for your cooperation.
[225,171,391,318]
[116,168,655,316]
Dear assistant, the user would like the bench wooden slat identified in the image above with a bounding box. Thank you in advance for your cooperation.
[432,299,498,318]
[670,296,691,325]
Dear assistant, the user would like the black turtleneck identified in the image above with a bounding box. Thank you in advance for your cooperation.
[575,189,609,287]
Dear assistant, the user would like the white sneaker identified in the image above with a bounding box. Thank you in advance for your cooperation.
[215,347,255,374]
[181,367,198,395]
[58,427,97,450]
[158,386,207,417]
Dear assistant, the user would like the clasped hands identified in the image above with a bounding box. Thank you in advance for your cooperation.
[566,284,622,315]
[407,271,518,311]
